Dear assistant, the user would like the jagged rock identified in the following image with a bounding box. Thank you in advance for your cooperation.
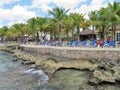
[29,64,36,69]
[34,65,43,69]
[112,66,120,80]
[93,70,115,83]
[21,61,35,65]
[12,58,18,62]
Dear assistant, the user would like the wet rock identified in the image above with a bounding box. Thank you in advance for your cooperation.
[29,64,36,69]
[21,61,35,65]
[12,58,18,62]
[93,70,115,83]
[112,66,120,80]
[79,84,96,90]
[34,65,44,69]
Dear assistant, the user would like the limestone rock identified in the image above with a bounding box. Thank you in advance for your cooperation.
[93,70,115,83]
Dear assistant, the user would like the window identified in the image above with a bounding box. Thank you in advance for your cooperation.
[117,32,120,41]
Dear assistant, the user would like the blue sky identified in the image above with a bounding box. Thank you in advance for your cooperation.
[0,0,119,27]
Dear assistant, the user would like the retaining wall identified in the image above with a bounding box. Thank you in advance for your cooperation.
[21,45,120,62]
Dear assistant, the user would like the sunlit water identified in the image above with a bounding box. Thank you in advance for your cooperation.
[0,51,52,90]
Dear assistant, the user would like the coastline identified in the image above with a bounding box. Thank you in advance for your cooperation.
[1,45,120,89]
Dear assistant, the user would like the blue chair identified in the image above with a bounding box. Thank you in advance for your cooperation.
[109,40,115,47]
[102,40,109,47]
[101,40,105,47]
[74,41,80,47]
[69,41,74,47]
[81,40,87,47]
[89,40,96,47]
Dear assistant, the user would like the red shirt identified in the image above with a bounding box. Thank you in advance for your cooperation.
[97,40,102,46]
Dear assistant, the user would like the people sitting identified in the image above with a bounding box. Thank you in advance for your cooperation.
[97,39,102,47]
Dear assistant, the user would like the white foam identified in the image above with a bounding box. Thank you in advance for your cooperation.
[24,68,34,73]
[32,70,44,75]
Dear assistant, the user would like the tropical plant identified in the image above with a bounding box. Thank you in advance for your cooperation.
[97,7,109,40]
[107,1,120,47]
[69,13,85,41]
[42,18,57,40]
[48,7,69,45]
[62,15,74,40]
[88,11,100,39]
[0,26,8,37]
[0,26,8,43]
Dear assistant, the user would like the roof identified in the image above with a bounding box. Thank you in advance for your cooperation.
[109,25,120,30]
[80,29,97,35]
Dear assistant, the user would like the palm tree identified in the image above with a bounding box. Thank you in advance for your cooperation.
[97,7,109,40]
[0,26,8,43]
[0,26,8,37]
[35,17,48,39]
[11,23,26,43]
[107,1,120,47]
[27,17,48,44]
[27,17,38,44]
[42,18,57,40]
[62,15,74,40]
[69,13,84,41]
[48,7,69,45]
[88,11,100,40]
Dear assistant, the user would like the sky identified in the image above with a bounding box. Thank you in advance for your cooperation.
[0,0,119,28]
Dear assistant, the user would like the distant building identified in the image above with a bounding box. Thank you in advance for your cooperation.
[116,26,120,41]
[109,25,120,42]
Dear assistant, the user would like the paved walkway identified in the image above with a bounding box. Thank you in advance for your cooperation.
[21,45,120,51]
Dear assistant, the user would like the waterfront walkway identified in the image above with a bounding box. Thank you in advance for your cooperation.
[21,45,120,51]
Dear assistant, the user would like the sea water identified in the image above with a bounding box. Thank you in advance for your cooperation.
[0,51,51,90]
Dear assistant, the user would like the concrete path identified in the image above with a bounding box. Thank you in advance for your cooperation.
[21,45,120,51]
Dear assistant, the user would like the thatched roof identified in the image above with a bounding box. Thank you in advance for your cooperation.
[80,29,97,35]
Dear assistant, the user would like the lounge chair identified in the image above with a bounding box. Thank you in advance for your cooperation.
[81,40,88,47]
[108,40,115,47]
[89,40,96,47]
[74,41,80,47]
[69,41,74,47]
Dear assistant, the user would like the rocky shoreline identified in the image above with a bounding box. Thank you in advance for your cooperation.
[1,46,120,90]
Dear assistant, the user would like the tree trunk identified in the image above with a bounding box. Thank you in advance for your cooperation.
[92,25,94,40]
[77,26,80,41]
[111,26,114,40]
[66,29,69,40]
[54,31,56,40]
[58,24,62,46]
[36,31,39,44]
[113,26,116,47]
[72,29,74,39]
[101,26,105,40]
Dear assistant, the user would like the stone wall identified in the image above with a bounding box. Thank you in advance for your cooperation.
[21,45,120,62]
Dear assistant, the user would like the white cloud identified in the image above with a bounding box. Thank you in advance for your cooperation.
[0,0,115,27]
[0,5,36,26]
[31,0,52,12]
[52,0,86,9]
[31,0,87,12]
[69,0,109,19]
[0,0,20,6]
[31,0,111,19]
[8,20,26,27]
